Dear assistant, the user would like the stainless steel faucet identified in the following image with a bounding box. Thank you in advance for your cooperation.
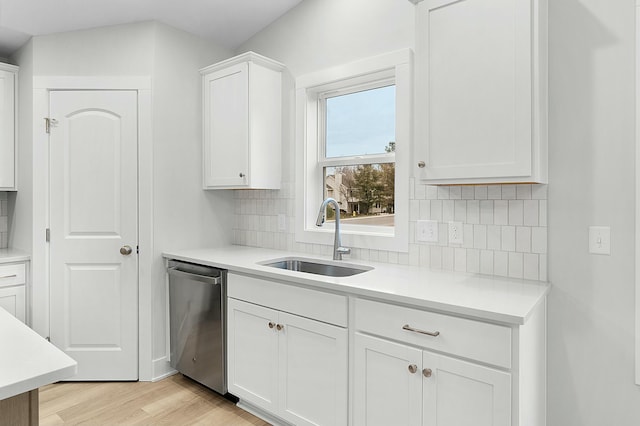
[316,197,351,260]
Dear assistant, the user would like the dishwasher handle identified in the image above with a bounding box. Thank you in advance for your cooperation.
[168,266,222,285]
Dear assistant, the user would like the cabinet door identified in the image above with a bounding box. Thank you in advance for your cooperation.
[0,69,15,189]
[416,0,535,182]
[203,62,249,188]
[227,298,278,412]
[278,312,348,426]
[0,285,25,323]
[422,351,511,426]
[354,333,422,426]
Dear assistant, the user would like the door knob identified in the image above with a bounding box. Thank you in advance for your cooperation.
[408,364,418,374]
[120,245,133,255]
[423,368,432,378]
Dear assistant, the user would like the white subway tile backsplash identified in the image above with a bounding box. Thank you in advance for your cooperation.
[475,186,488,200]
[454,200,467,222]
[438,186,450,199]
[232,184,548,281]
[494,251,509,277]
[487,225,501,250]
[467,249,480,273]
[516,227,531,253]
[449,186,462,200]
[487,185,502,200]
[501,185,517,200]
[473,225,487,249]
[508,200,524,226]
[442,200,455,222]
[516,184,532,200]
[454,248,466,272]
[501,226,516,251]
[523,253,539,281]
[508,252,524,279]
[480,200,494,225]
[523,200,539,226]
[480,250,494,275]
[494,200,508,225]
[467,200,480,224]
[461,186,475,200]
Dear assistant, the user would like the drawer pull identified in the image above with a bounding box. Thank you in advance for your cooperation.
[268,322,276,329]
[276,324,284,331]
[0,274,17,279]
[402,324,440,337]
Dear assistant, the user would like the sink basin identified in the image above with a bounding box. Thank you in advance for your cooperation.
[260,257,373,277]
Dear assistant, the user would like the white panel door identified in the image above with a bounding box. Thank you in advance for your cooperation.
[227,298,279,413]
[278,311,348,426]
[0,69,15,189]
[203,62,249,188]
[422,351,511,426]
[353,333,423,426]
[49,90,138,380]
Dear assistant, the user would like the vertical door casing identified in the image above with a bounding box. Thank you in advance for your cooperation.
[227,298,279,413]
[278,311,348,426]
[415,0,540,183]
[0,68,16,189]
[49,90,139,380]
[203,62,249,188]
[354,333,423,426]
[422,351,511,426]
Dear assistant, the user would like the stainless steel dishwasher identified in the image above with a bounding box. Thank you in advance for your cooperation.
[168,260,227,394]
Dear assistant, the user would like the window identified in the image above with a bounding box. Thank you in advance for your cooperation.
[295,50,412,252]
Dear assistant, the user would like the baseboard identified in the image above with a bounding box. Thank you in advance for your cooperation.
[151,357,177,382]
[236,400,293,426]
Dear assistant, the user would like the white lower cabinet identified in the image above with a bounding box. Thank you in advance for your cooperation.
[227,274,348,426]
[0,262,27,323]
[354,333,510,426]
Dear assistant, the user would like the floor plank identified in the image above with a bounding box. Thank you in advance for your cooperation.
[39,374,271,425]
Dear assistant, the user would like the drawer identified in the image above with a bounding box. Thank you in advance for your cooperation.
[0,263,26,288]
[355,298,512,369]
[228,273,348,327]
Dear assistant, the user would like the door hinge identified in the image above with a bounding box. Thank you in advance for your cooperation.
[44,117,58,134]
[45,336,50,342]
[46,228,50,242]
[137,245,139,254]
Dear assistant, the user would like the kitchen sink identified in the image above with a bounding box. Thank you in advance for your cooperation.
[260,257,373,277]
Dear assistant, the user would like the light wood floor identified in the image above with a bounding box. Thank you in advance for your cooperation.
[39,374,271,425]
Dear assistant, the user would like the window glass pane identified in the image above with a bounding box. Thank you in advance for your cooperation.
[325,85,396,158]
[324,164,395,227]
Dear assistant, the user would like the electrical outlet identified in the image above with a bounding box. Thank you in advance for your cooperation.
[278,214,287,231]
[417,220,438,243]
[448,221,463,245]
[589,226,610,255]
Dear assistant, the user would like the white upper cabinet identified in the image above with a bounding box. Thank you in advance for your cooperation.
[0,63,18,190]
[413,0,547,184]
[201,52,284,189]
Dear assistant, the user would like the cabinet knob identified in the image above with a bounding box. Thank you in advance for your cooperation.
[408,364,418,374]
[417,161,426,168]
[276,324,284,331]
[423,368,432,378]
[268,322,276,329]
[239,172,246,178]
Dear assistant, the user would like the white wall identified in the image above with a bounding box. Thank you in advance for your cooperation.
[9,21,234,379]
[548,0,640,424]
[150,22,234,371]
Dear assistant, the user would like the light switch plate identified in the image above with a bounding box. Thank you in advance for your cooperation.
[417,220,438,243]
[448,221,463,245]
[589,226,610,255]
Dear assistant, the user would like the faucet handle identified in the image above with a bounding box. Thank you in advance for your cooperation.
[337,247,351,255]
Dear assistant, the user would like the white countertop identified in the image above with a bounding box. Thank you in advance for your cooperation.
[0,248,30,264]
[163,246,550,325]
[0,308,77,400]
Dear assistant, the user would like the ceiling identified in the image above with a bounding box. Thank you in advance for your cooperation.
[0,0,303,58]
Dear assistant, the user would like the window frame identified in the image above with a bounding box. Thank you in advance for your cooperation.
[295,49,412,252]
